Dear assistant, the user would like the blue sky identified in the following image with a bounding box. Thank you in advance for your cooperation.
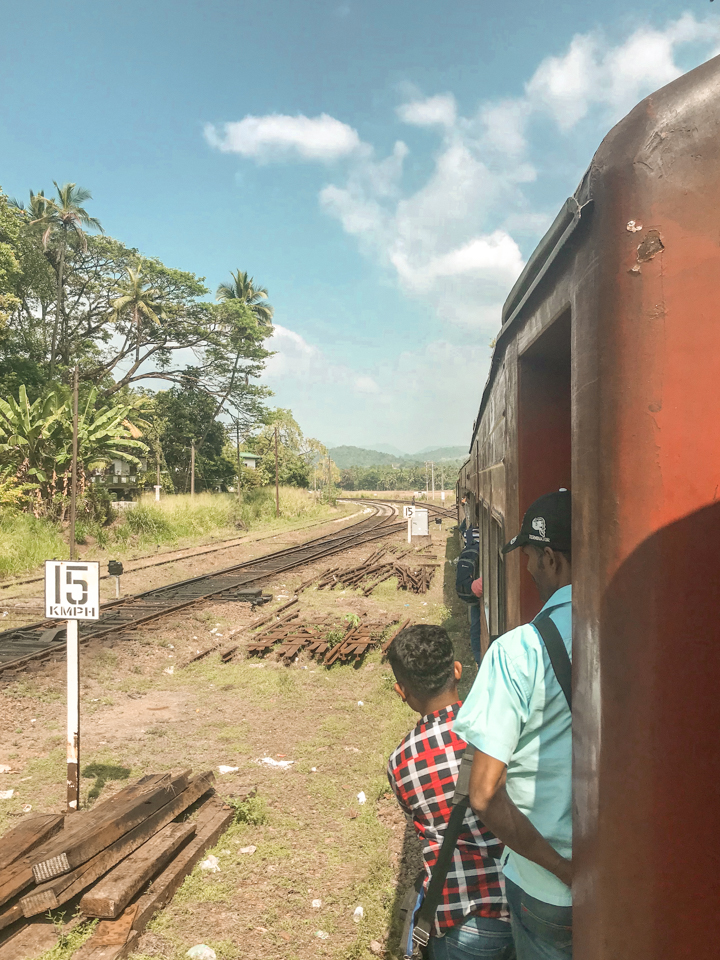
[1,0,718,452]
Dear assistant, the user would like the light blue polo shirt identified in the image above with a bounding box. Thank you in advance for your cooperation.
[453,585,572,906]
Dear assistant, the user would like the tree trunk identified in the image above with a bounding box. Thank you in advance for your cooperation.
[49,231,66,380]
[135,305,140,365]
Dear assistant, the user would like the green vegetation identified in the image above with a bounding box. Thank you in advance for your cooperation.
[0,510,66,576]
[36,919,99,960]
[226,794,269,825]
[329,444,467,469]
[338,462,461,491]
[0,488,346,576]
[0,384,147,517]
[0,181,342,552]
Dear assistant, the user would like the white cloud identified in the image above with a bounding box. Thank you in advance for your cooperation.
[262,328,485,451]
[204,113,365,162]
[526,14,720,129]
[479,99,531,157]
[206,11,720,418]
[392,232,524,292]
[321,131,530,328]
[264,325,383,398]
[397,94,457,129]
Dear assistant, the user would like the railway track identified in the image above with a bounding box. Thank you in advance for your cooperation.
[0,501,404,677]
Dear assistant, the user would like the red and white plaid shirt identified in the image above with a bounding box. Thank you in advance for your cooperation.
[387,702,509,935]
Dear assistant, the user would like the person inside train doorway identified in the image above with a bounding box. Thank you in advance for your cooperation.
[453,490,573,960]
[455,527,485,665]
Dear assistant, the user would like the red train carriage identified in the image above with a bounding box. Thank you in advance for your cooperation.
[458,55,720,960]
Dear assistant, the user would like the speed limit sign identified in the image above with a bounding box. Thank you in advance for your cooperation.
[45,561,100,620]
[44,559,101,812]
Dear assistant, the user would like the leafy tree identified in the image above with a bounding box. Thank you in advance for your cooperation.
[217,270,273,329]
[0,190,22,325]
[246,409,328,488]
[27,182,102,375]
[111,263,163,364]
[153,383,236,492]
[0,384,147,515]
[0,181,274,451]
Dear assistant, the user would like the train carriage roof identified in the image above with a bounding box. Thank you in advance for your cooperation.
[467,53,720,453]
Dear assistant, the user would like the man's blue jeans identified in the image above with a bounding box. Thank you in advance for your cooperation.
[469,604,482,665]
[429,915,515,959]
[505,877,572,960]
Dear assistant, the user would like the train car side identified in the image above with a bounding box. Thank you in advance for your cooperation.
[459,54,720,960]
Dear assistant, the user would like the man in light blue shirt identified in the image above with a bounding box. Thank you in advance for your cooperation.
[454,490,573,960]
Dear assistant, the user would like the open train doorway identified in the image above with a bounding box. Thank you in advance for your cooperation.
[517,309,571,621]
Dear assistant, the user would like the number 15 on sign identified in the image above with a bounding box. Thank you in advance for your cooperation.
[44,561,100,812]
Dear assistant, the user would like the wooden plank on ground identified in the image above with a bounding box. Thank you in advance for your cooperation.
[70,904,141,960]
[30,771,192,882]
[21,772,214,917]
[0,815,65,873]
[132,795,234,932]
[0,917,71,959]
[0,778,172,909]
[72,795,235,960]
[0,901,23,932]
[80,821,196,919]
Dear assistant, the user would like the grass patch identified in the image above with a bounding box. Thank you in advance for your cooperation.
[226,794,268,825]
[0,509,67,576]
[0,488,352,579]
[36,919,98,960]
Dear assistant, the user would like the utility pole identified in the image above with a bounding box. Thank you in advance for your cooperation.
[431,462,435,500]
[425,462,429,498]
[190,441,195,497]
[155,449,161,502]
[274,425,280,517]
[235,423,242,502]
[69,365,79,561]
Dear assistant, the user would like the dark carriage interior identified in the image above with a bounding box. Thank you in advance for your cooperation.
[517,308,571,621]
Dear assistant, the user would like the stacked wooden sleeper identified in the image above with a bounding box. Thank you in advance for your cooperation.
[0,770,244,959]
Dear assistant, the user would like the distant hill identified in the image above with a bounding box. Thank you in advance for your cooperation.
[328,445,402,468]
[411,446,468,461]
[328,444,468,469]
[369,443,407,457]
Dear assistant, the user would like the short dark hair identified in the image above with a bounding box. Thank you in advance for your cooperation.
[529,543,572,564]
[387,624,455,699]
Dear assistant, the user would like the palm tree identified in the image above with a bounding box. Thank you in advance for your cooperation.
[30,182,103,376]
[216,270,274,328]
[110,264,163,364]
[9,189,48,220]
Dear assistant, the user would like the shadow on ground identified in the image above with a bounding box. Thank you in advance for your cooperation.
[82,761,131,801]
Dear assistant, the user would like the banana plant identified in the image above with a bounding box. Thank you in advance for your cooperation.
[0,384,148,506]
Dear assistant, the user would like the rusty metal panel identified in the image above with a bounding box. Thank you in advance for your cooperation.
[571,54,720,960]
[463,50,720,959]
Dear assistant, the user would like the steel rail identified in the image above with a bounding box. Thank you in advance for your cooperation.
[0,501,403,676]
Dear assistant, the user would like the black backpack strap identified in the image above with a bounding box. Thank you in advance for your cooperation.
[408,747,475,956]
[533,614,572,710]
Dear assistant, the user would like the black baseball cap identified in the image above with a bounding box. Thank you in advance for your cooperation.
[502,490,571,555]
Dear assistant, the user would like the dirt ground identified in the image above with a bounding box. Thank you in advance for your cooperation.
[0,513,475,960]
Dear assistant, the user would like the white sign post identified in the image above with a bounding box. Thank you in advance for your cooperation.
[45,561,100,812]
[403,505,415,542]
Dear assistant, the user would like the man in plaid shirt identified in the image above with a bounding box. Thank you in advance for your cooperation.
[387,624,514,959]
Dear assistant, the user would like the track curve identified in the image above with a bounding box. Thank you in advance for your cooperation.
[0,500,403,676]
